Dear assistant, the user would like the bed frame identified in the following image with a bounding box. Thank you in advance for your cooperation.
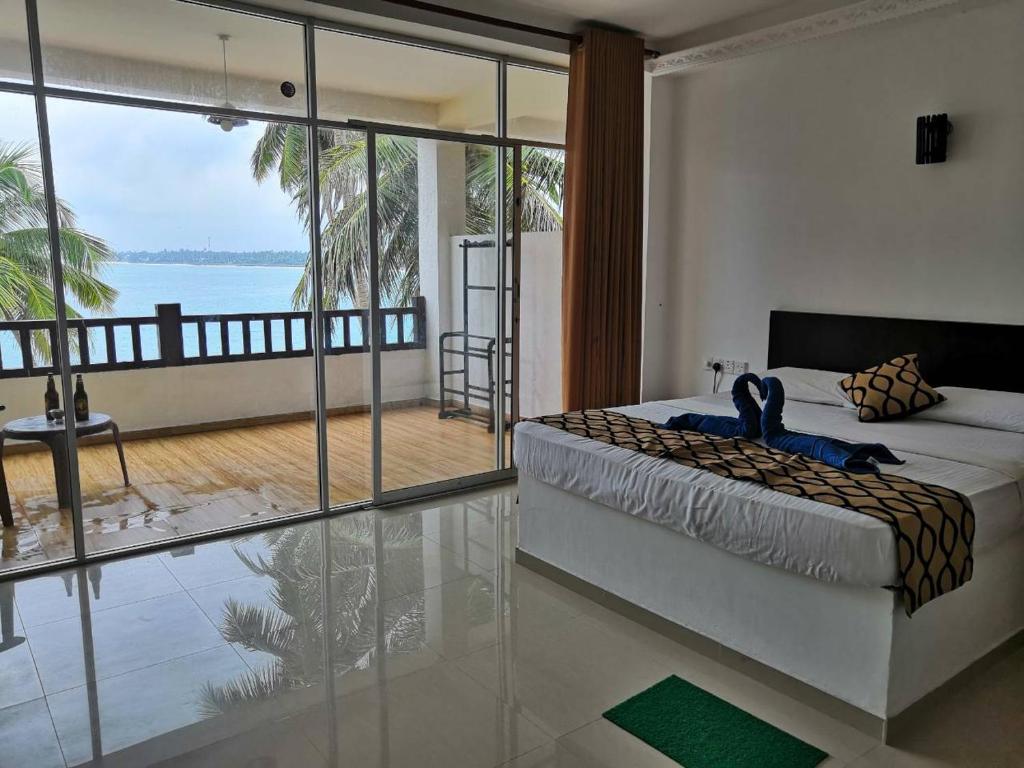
[516,310,1024,741]
[767,310,1024,392]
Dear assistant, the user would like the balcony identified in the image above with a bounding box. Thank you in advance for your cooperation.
[0,299,510,573]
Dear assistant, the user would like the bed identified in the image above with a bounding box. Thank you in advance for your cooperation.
[513,311,1024,739]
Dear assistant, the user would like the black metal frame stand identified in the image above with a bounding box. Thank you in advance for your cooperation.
[438,239,512,432]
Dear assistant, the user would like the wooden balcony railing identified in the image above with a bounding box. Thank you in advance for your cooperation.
[0,297,426,379]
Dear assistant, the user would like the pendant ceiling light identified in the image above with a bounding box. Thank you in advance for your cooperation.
[206,33,249,132]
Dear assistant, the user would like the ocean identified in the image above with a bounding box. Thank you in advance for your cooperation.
[99,262,308,318]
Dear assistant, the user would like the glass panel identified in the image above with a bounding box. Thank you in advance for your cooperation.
[0,91,77,572]
[314,127,372,507]
[317,30,497,135]
[46,97,320,555]
[515,146,565,423]
[37,0,307,117]
[0,0,32,84]
[376,136,498,492]
[507,65,568,145]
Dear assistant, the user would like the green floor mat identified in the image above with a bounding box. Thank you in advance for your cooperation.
[603,675,828,768]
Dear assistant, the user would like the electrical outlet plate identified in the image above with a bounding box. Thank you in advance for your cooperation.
[705,357,750,375]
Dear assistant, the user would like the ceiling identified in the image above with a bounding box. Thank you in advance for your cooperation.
[401,0,802,43]
[21,0,553,104]
[275,0,867,56]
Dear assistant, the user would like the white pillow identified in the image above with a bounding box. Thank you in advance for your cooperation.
[915,387,1024,434]
[762,367,853,408]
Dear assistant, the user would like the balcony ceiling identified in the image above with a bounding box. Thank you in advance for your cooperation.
[21,0,501,105]
[399,0,803,43]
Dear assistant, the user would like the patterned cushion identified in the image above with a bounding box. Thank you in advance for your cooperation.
[839,354,945,422]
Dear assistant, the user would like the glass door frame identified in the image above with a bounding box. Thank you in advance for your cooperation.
[0,0,566,580]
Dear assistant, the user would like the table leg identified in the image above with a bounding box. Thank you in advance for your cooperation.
[0,436,12,528]
[111,422,129,487]
[48,435,73,511]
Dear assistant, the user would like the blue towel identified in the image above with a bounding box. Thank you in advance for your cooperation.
[658,374,766,439]
[760,377,903,473]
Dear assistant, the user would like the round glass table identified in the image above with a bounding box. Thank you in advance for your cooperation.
[0,413,129,527]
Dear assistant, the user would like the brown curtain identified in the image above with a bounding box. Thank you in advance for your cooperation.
[562,27,645,411]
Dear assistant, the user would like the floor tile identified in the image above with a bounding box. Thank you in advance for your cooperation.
[849,645,1024,768]
[149,713,326,768]
[47,645,251,767]
[327,584,444,701]
[455,613,676,739]
[157,534,275,590]
[307,660,549,768]
[0,697,65,768]
[27,592,225,694]
[574,609,875,764]
[498,741,587,768]
[13,555,182,628]
[188,550,445,700]
[0,629,42,709]
[374,519,492,602]
[421,500,519,570]
[1,483,1019,768]
[413,562,603,662]
[415,493,508,538]
[186,573,282,671]
[557,718,687,768]
[505,719,849,768]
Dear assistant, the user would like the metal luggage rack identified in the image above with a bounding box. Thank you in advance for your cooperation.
[439,238,512,432]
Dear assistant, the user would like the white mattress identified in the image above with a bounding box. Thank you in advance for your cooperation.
[513,395,1024,588]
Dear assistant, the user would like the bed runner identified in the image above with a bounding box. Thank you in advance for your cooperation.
[530,410,975,615]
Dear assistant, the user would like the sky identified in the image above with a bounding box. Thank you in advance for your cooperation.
[1,90,309,253]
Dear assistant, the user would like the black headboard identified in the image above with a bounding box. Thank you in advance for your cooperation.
[767,311,1024,393]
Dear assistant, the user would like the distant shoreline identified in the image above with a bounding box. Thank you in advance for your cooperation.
[108,261,304,269]
[112,250,308,268]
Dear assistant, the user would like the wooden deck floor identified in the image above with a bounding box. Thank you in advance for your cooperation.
[1,406,508,572]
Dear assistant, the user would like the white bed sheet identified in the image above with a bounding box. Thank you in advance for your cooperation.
[513,395,1024,588]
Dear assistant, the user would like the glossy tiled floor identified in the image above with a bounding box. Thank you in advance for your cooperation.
[0,483,1021,767]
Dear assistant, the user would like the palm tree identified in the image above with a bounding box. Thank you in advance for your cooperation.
[465,144,564,236]
[252,126,564,310]
[0,142,117,356]
[198,517,494,714]
[251,126,418,310]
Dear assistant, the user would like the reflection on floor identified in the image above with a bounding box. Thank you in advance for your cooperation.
[1,406,507,572]
[0,484,1020,767]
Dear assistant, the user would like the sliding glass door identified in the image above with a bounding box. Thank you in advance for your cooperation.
[373,135,504,494]
[46,100,321,556]
[0,0,567,576]
[36,0,322,556]
[314,127,374,508]
[0,90,75,572]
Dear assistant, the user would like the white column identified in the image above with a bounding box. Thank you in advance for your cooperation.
[416,139,466,402]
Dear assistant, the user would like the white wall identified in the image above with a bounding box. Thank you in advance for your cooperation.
[446,231,563,419]
[1,350,428,436]
[644,0,1024,399]
[418,139,466,401]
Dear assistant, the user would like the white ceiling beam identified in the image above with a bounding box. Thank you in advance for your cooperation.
[651,0,959,76]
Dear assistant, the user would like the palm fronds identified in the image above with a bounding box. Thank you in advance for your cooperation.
[198,519,456,717]
[0,141,117,334]
[252,124,565,311]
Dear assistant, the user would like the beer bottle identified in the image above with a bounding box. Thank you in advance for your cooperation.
[74,374,89,421]
[45,374,60,419]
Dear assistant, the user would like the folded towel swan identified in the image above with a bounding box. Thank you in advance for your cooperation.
[658,374,903,474]
[657,373,766,439]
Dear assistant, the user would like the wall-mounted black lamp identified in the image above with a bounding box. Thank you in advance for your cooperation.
[916,113,952,164]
